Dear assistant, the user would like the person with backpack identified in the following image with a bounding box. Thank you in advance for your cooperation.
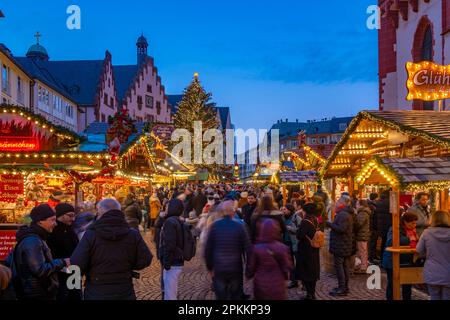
[296,203,321,300]
[159,198,192,300]
[247,219,293,300]
[7,204,70,300]
[205,200,252,300]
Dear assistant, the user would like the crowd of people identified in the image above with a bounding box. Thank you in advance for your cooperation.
[0,184,449,301]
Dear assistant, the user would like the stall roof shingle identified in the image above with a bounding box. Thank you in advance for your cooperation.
[382,157,450,184]
[279,170,318,183]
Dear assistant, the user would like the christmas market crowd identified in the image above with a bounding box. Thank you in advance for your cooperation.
[0,182,449,301]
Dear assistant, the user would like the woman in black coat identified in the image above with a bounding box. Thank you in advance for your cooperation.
[296,203,320,300]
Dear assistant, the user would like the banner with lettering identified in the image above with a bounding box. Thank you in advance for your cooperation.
[0,230,17,261]
[406,61,450,101]
[0,174,24,202]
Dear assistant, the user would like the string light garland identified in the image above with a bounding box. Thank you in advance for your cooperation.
[0,103,82,144]
[355,156,400,187]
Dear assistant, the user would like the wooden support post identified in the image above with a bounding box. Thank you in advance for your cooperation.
[390,188,401,300]
[282,185,287,206]
[331,178,337,221]
[348,174,354,195]
[441,189,449,211]
[305,183,310,197]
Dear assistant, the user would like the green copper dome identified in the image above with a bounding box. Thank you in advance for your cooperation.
[26,43,49,61]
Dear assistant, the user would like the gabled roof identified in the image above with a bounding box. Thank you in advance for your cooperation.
[15,57,104,105]
[113,65,138,102]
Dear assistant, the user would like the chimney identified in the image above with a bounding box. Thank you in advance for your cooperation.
[286,118,288,123]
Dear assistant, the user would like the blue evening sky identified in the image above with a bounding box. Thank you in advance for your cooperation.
[0,0,379,130]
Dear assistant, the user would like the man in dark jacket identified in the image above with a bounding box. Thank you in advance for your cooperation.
[46,203,81,300]
[193,186,208,217]
[8,204,69,300]
[159,199,185,300]
[122,193,142,230]
[375,191,391,263]
[183,188,195,218]
[205,200,252,300]
[70,198,152,300]
[242,192,258,227]
[326,196,354,296]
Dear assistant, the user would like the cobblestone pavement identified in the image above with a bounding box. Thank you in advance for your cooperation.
[134,232,429,301]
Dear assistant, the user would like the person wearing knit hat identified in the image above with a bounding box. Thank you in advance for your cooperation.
[10,204,69,300]
[46,202,80,300]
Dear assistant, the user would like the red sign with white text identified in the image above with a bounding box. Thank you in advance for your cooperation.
[0,230,16,261]
[0,174,24,202]
[0,136,39,151]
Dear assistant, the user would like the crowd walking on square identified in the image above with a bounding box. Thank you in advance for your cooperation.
[0,183,449,301]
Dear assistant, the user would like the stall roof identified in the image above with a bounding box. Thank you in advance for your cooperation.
[357,156,450,191]
[322,110,450,177]
[279,170,317,183]
[383,157,450,184]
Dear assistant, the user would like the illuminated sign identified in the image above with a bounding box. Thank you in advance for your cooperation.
[0,174,24,203]
[0,137,39,151]
[406,61,450,101]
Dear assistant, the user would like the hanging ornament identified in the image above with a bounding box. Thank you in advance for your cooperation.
[88,160,95,166]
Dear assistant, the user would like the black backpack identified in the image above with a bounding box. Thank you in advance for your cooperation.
[178,220,196,261]
[160,217,196,262]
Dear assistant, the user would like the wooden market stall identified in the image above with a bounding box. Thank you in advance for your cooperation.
[321,109,450,299]
[277,170,318,204]
[0,104,107,260]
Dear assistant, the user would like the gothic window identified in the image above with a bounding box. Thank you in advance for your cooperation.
[422,26,434,110]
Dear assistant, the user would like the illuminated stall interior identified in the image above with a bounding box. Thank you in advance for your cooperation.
[321,110,450,204]
[0,105,106,223]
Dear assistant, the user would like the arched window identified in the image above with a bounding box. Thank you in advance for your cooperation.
[421,26,433,61]
[422,26,434,110]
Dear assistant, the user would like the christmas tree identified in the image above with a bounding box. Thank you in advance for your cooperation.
[172,74,221,170]
[173,74,219,133]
